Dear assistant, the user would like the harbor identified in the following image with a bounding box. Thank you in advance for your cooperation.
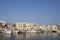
[0,0,60,40]
[0,20,60,40]
[0,20,60,34]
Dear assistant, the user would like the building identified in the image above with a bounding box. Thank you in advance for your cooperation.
[0,20,5,32]
[0,20,5,26]
[51,25,58,32]
[16,22,39,31]
[30,23,39,30]
[38,25,44,30]
[16,22,28,30]
[46,25,52,31]
[5,23,16,30]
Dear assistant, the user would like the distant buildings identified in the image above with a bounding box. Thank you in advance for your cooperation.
[15,22,39,31]
[39,25,59,33]
[0,20,60,33]
[15,22,60,33]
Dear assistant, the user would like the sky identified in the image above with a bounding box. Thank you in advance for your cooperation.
[0,0,60,25]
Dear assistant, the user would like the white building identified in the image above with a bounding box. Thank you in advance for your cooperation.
[39,25,44,30]
[16,22,31,30]
[0,20,5,26]
[52,25,58,31]
[16,22,39,31]
[46,25,52,31]
[0,20,5,30]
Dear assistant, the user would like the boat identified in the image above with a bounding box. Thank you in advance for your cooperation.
[3,28,11,34]
[26,29,37,33]
[12,29,18,34]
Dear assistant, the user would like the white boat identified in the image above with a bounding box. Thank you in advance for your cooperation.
[3,28,11,34]
[12,30,18,33]
[27,29,37,32]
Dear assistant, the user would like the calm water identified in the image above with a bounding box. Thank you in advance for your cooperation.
[0,32,60,40]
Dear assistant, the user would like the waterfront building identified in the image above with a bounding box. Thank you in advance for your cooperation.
[15,22,60,33]
[16,22,28,30]
[56,25,60,31]
[43,25,47,30]
[30,23,39,30]
[51,25,58,32]
[46,25,52,31]
[0,20,5,26]
[0,20,5,31]
[58,25,60,30]
[39,25,44,30]
[25,23,32,31]
[16,22,40,31]
[6,24,14,30]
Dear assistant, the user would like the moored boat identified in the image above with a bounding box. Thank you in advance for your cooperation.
[3,28,11,34]
[26,29,37,33]
[12,29,18,34]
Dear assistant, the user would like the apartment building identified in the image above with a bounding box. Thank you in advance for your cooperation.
[16,22,29,30]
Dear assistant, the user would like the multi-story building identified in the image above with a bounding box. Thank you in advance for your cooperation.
[16,22,39,31]
[30,23,39,30]
[25,23,32,31]
[16,22,28,30]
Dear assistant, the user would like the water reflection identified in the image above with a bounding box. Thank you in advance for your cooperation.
[0,33,60,40]
[0,33,3,40]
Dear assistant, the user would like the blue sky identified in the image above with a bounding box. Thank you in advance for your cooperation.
[0,0,60,24]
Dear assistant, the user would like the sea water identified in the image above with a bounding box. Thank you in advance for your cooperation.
[0,32,60,40]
